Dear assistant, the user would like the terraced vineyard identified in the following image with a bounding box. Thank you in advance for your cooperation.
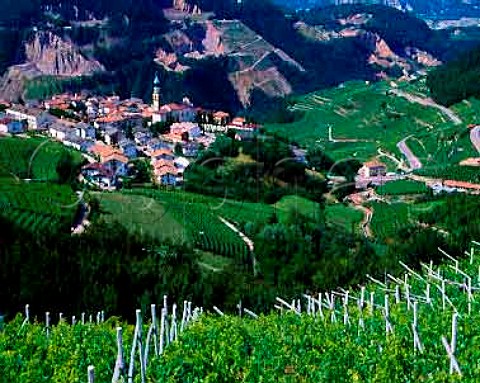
[0,178,78,232]
[0,137,82,181]
[376,179,429,195]
[266,80,451,161]
[3,243,480,381]
[123,189,253,260]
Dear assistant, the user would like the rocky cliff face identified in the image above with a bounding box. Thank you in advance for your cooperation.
[24,31,104,77]
[0,31,104,101]
[155,20,303,107]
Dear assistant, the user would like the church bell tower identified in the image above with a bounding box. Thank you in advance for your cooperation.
[152,72,161,112]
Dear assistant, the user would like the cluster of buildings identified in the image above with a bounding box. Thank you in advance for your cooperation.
[0,74,262,190]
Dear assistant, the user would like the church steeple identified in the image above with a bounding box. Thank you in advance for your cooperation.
[152,72,161,112]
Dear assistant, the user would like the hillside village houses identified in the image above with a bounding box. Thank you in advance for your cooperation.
[0,73,259,188]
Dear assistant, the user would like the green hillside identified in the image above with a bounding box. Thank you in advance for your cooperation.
[2,241,480,381]
[0,137,83,181]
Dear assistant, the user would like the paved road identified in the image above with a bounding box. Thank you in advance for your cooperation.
[71,192,90,235]
[391,89,462,125]
[354,205,373,238]
[397,136,422,171]
[470,126,480,154]
[219,216,258,275]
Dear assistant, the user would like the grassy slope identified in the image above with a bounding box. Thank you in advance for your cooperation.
[95,192,187,242]
[266,80,480,174]
[96,191,364,253]
[0,137,81,231]
[266,80,450,161]
[0,137,83,181]
[376,180,429,196]
[369,200,445,243]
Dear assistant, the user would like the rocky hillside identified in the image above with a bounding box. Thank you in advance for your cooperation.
[0,0,479,115]
[156,19,304,107]
[0,31,104,101]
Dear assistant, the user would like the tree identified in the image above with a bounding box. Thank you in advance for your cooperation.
[174,143,183,156]
[56,152,77,184]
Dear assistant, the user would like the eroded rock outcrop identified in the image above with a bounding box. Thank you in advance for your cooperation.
[24,31,104,76]
[0,31,104,101]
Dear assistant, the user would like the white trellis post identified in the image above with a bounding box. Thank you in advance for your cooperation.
[395,285,400,304]
[180,301,188,332]
[412,301,424,353]
[72,316,76,326]
[343,294,349,326]
[128,309,146,383]
[442,279,446,311]
[88,365,95,383]
[144,304,159,369]
[21,304,30,329]
[244,308,258,319]
[318,293,324,319]
[369,292,374,316]
[384,294,393,336]
[425,284,431,306]
[170,304,178,342]
[405,283,411,311]
[82,313,85,325]
[45,312,50,338]
[449,312,458,375]
[112,327,125,383]
[360,286,365,309]
[159,307,167,355]
[330,293,336,323]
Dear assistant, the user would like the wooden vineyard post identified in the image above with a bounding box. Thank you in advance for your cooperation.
[81,313,85,325]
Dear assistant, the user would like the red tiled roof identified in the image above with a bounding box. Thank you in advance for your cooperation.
[151,149,174,158]
[443,180,480,190]
[102,153,129,164]
[363,160,386,168]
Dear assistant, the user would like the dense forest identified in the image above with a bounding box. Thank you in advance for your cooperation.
[427,44,480,106]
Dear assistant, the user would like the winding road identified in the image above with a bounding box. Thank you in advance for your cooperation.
[470,126,480,154]
[391,89,463,125]
[397,136,423,171]
[219,216,258,275]
[355,205,373,238]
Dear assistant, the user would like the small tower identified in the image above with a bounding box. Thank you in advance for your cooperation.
[152,72,161,112]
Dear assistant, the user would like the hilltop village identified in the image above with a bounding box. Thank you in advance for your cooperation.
[0,74,259,189]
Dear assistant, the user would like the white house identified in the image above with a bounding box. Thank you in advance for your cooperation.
[76,122,95,139]
[49,123,77,142]
[6,106,53,130]
[152,100,197,124]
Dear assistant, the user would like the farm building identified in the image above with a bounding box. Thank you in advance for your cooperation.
[358,160,387,178]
